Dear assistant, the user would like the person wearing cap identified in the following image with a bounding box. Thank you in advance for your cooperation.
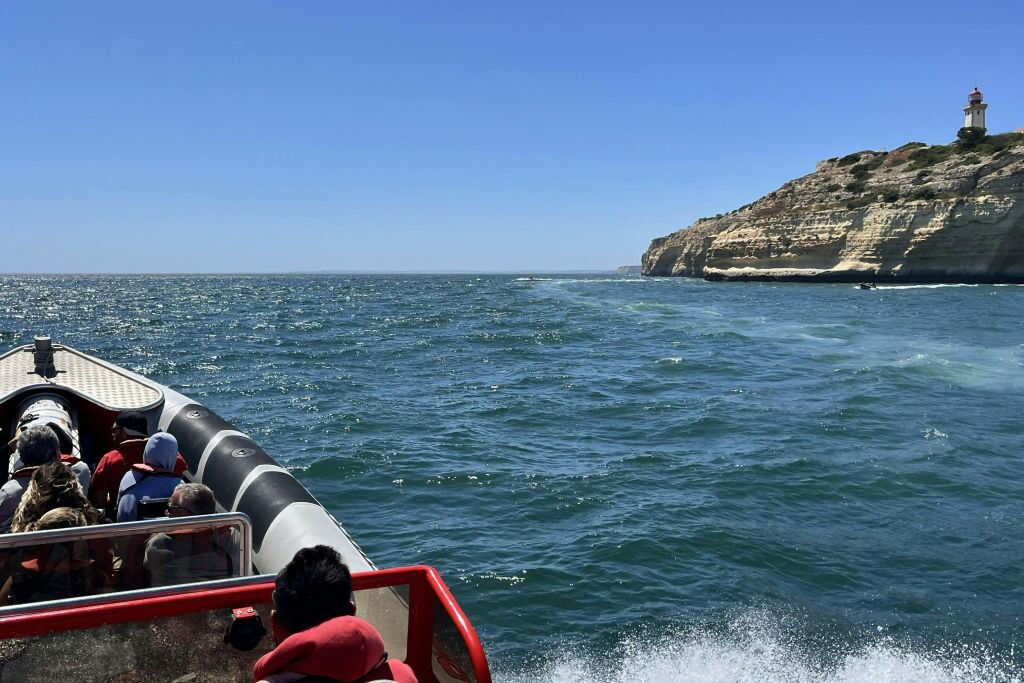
[115,432,184,523]
[252,545,417,683]
[0,425,61,526]
[91,411,187,517]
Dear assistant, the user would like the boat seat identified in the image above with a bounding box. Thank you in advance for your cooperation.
[137,497,171,519]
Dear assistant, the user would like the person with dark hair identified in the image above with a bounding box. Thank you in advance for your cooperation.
[0,425,61,525]
[252,545,417,683]
[91,411,187,517]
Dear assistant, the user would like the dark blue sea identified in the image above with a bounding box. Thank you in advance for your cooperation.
[2,274,1022,682]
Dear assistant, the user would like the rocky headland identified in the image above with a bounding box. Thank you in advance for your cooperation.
[642,132,1024,282]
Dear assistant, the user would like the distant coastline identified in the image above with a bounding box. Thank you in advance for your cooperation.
[0,270,621,276]
[643,131,1024,283]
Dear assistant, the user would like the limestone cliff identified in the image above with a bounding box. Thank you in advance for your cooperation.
[642,134,1024,282]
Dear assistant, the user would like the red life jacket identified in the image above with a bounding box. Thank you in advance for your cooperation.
[122,463,181,496]
[9,544,100,604]
[252,616,417,683]
[131,463,179,476]
[11,457,77,484]
[10,467,37,483]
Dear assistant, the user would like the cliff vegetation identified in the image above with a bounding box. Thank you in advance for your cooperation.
[642,131,1024,282]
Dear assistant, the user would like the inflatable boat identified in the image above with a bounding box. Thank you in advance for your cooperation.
[0,337,491,682]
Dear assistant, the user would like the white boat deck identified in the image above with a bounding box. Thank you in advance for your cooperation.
[0,344,163,411]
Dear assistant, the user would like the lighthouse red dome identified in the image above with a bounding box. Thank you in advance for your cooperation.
[969,87,983,102]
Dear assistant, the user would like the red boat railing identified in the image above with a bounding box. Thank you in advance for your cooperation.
[0,564,491,683]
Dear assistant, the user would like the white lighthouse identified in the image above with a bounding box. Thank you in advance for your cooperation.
[964,87,987,130]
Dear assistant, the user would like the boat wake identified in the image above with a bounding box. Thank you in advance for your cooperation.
[496,616,1021,683]
[875,284,981,290]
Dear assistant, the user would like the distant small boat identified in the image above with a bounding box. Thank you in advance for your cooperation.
[857,282,877,290]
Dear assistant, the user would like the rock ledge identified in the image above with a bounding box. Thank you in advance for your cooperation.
[642,135,1024,282]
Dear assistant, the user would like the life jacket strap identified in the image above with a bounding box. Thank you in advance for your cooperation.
[11,467,37,481]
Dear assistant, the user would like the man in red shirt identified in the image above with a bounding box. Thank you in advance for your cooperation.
[90,411,187,517]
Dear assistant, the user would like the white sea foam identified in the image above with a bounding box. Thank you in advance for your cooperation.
[498,619,1021,683]
[529,277,666,284]
[876,284,981,290]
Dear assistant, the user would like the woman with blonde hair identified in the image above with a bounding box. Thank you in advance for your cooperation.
[0,506,103,605]
[10,460,98,534]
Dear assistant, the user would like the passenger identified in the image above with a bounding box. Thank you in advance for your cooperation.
[116,433,184,523]
[8,405,91,495]
[0,506,105,605]
[9,460,99,533]
[143,483,239,587]
[0,426,61,526]
[26,506,90,531]
[252,545,417,683]
[91,411,187,517]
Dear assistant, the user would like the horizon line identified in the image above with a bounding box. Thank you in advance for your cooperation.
[0,269,637,276]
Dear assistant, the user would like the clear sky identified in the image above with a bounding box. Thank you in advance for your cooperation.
[2,1,1022,273]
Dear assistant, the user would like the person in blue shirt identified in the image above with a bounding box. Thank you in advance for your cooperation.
[116,432,183,522]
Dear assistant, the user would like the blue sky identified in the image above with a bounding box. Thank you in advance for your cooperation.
[1,1,1021,272]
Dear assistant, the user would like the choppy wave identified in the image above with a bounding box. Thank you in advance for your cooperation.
[501,615,1022,683]
[1,274,1022,678]
[875,284,981,290]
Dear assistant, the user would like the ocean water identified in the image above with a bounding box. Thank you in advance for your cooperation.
[0,274,1022,682]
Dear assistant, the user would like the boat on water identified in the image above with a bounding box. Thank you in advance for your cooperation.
[0,337,491,682]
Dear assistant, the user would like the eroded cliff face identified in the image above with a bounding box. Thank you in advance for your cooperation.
[642,136,1024,282]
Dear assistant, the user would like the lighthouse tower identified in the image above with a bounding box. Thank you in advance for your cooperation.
[964,87,987,130]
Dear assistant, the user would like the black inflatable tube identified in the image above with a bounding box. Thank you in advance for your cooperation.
[166,403,317,552]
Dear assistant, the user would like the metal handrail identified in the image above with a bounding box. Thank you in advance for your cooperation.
[0,512,251,550]
[0,513,253,596]
[0,573,275,617]
[0,565,493,683]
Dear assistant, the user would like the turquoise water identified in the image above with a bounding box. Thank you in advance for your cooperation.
[1,274,1023,681]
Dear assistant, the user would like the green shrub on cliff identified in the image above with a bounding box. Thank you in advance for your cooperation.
[838,153,862,166]
[974,132,1020,156]
[911,188,936,200]
[825,183,841,192]
[956,127,986,148]
[908,145,954,170]
[845,179,867,193]
[864,154,887,170]
[845,196,872,209]
[849,164,873,180]
[880,188,900,203]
